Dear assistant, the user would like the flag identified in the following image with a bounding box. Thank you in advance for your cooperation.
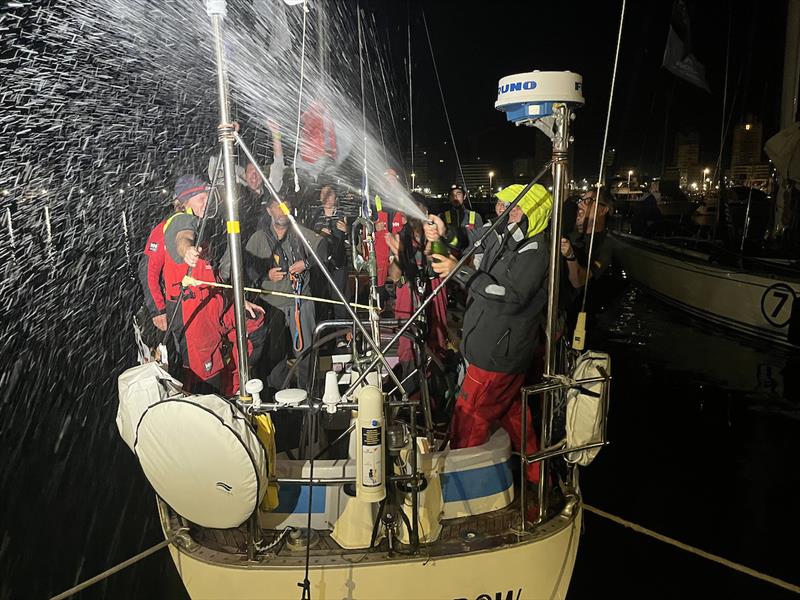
[662,0,711,93]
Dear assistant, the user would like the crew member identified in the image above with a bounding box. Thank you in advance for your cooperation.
[240,193,325,389]
[372,168,406,288]
[560,187,614,330]
[425,183,553,484]
[385,198,449,378]
[305,183,349,322]
[239,118,285,236]
[439,184,483,256]
[162,174,265,394]
[138,214,169,333]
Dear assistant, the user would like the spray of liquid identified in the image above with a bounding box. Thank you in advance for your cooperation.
[0,1,425,596]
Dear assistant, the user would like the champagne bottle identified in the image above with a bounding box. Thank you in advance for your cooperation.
[430,238,450,262]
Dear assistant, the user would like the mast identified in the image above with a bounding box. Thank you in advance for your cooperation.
[774,0,800,234]
[206,0,251,399]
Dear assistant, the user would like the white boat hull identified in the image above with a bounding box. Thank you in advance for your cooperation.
[165,509,582,600]
[612,233,800,345]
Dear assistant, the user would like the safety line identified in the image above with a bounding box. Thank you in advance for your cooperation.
[583,504,800,594]
[181,275,376,311]
[49,537,175,600]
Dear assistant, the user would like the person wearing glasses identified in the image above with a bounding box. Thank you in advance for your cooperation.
[560,188,613,289]
[560,188,614,333]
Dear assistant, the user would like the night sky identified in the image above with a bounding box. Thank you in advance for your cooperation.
[372,0,789,183]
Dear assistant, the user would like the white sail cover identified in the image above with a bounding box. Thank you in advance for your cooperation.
[117,362,182,452]
[117,364,267,529]
[566,351,610,467]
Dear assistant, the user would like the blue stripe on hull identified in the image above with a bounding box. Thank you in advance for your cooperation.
[441,461,513,502]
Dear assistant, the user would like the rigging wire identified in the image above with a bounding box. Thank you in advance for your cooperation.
[374,25,408,187]
[364,18,389,168]
[291,0,309,194]
[580,0,626,313]
[421,9,470,207]
[408,4,414,189]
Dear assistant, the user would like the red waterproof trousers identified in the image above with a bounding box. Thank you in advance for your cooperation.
[450,364,540,482]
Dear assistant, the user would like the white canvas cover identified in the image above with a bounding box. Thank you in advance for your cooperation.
[116,364,267,529]
[117,362,182,452]
[566,351,610,466]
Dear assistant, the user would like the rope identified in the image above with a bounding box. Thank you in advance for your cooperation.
[257,526,293,553]
[292,274,304,352]
[49,536,177,600]
[580,0,626,312]
[421,9,470,208]
[291,0,309,194]
[181,275,376,311]
[583,504,800,595]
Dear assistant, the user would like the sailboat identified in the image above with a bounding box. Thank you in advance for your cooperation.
[115,4,611,599]
[611,1,800,348]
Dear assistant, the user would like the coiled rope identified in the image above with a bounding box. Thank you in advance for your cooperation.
[583,503,800,594]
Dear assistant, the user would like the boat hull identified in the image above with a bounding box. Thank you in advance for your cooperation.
[611,233,800,345]
[164,509,581,600]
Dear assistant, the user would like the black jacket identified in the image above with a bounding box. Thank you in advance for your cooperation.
[453,222,549,373]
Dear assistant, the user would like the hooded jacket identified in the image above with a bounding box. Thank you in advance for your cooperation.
[452,184,553,373]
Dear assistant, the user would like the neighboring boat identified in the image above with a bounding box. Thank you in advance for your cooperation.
[611,231,800,346]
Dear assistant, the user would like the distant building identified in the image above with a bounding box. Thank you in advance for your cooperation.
[673,130,700,187]
[406,146,430,190]
[512,156,536,183]
[729,117,771,189]
[459,162,495,197]
[533,130,551,166]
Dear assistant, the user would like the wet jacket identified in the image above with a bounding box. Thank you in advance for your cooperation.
[373,195,405,286]
[138,218,168,317]
[440,205,483,255]
[453,223,549,374]
[162,210,229,380]
[305,206,347,271]
[240,222,324,309]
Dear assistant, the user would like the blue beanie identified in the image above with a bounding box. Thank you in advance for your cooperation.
[174,175,208,203]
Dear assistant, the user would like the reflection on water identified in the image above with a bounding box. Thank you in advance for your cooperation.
[601,285,795,403]
[571,278,800,599]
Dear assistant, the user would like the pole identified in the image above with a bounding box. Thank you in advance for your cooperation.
[544,104,570,376]
[208,1,251,400]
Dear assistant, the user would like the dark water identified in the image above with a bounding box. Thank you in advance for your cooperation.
[570,283,800,599]
[3,279,799,600]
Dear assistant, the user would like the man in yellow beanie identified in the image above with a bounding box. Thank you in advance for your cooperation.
[424,183,553,484]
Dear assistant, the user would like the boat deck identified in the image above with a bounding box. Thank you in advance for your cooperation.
[164,490,576,568]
